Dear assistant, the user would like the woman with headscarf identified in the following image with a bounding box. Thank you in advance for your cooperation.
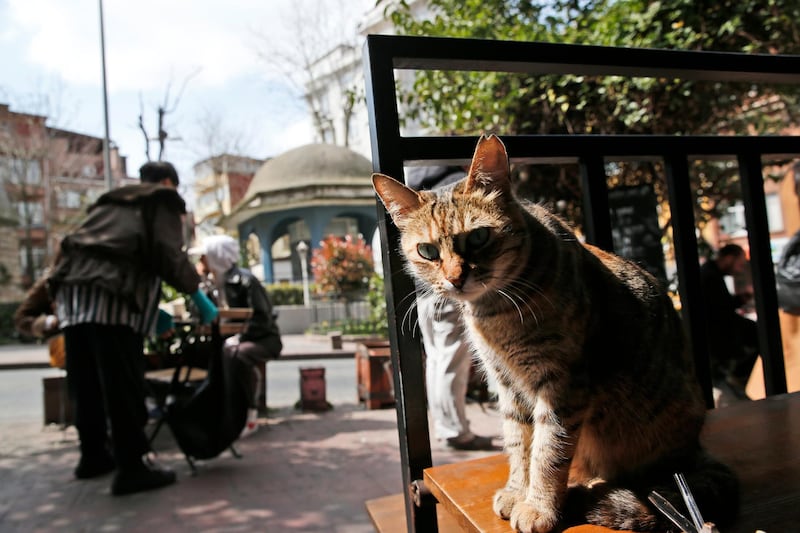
[192,234,282,436]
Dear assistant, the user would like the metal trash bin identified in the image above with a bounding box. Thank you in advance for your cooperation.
[299,367,329,411]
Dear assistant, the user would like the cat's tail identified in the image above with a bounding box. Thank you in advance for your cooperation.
[563,449,739,532]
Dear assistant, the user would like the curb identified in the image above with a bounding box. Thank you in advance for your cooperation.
[0,361,53,371]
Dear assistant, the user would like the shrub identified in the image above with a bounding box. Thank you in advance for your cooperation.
[311,234,374,301]
[266,283,306,306]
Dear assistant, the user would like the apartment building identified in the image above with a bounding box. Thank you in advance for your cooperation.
[0,103,132,301]
[192,154,265,238]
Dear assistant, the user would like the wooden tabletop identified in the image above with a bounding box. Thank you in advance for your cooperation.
[424,392,800,533]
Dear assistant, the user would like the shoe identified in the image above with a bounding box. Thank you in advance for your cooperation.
[74,451,116,479]
[446,435,496,451]
[239,408,259,439]
[111,461,176,496]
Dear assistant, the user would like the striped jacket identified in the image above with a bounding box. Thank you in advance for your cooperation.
[49,183,200,336]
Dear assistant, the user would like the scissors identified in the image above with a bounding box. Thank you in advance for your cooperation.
[648,473,720,533]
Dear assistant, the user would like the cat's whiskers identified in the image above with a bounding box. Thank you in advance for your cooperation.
[496,288,527,324]
[506,286,541,325]
[396,289,424,334]
[506,279,551,320]
[505,277,556,314]
[478,275,545,324]
[432,293,451,321]
[402,299,419,334]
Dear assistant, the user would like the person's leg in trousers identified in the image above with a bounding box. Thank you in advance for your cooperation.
[227,339,273,436]
[730,315,760,388]
[229,340,271,408]
[423,312,474,443]
[90,324,175,495]
[90,324,150,468]
[416,293,490,449]
[64,324,115,479]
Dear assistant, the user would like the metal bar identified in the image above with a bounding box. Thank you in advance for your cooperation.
[398,135,800,164]
[366,34,800,84]
[663,155,715,407]
[363,37,437,533]
[579,154,613,251]
[738,153,788,395]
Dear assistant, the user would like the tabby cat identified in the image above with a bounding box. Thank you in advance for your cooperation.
[372,135,738,533]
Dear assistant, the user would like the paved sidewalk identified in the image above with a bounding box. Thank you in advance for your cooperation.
[0,336,504,532]
[0,403,502,532]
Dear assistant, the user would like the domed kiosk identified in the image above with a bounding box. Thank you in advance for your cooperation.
[223,143,378,283]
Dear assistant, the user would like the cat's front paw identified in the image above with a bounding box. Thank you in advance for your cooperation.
[492,487,522,519]
[509,501,558,533]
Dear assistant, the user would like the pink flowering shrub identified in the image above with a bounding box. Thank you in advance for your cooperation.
[311,234,375,301]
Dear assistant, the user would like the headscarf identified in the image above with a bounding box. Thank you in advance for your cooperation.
[200,235,240,275]
[190,235,241,307]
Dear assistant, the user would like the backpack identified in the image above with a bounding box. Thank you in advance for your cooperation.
[163,327,253,460]
[776,230,800,315]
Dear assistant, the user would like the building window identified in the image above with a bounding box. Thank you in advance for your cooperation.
[17,202,44,225]
[58,189,83,209]
[19,246,47,276]
[720,193,783,237]
[1,157,42,185]
[765,193,784,233]
[81,164,97,178]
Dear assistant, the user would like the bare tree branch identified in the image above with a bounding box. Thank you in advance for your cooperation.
[249,0,365,146]
[137,95,151,162]
[189,107,257,233]
[138,68,202,162]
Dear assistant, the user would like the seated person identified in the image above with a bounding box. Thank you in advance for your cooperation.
[14,275,60,341]
[700,243,759,398]
[190,235,282,436]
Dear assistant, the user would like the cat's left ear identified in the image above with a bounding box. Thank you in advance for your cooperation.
[465,134,512,196]
[372,173,422,225]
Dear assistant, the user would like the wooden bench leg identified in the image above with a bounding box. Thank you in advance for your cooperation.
[365,493,461,532]
[258,360,267,413]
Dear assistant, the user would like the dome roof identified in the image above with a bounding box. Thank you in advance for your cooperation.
[244,143,372,198]
[223,143,376,229]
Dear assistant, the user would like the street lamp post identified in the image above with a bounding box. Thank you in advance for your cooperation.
[296,240,310,307]
[98,0,113,190]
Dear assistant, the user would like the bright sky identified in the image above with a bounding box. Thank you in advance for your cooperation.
[0,0,374,195]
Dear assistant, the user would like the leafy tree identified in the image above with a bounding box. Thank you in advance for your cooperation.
[385,0,800,230]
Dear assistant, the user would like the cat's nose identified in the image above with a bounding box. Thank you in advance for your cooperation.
[446,275,464,290]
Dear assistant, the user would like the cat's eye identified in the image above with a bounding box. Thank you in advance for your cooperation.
[417,243,440,261]
[467,227,490,248]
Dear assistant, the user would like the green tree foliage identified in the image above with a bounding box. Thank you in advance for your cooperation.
[385,0,800,227]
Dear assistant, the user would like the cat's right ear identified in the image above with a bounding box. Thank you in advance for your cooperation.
[372,173,422,225]
[465,134,512,197]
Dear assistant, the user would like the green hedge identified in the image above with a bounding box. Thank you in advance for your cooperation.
[265,283,308,306]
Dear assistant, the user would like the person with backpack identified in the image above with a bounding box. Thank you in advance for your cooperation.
[47,161,218,496]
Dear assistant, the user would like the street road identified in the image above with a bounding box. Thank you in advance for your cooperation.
[0,358,360,434]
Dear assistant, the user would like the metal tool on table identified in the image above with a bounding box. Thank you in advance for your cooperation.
[648,473,720,533]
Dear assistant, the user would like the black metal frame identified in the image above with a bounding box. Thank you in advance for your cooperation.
[363,34,800,532]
